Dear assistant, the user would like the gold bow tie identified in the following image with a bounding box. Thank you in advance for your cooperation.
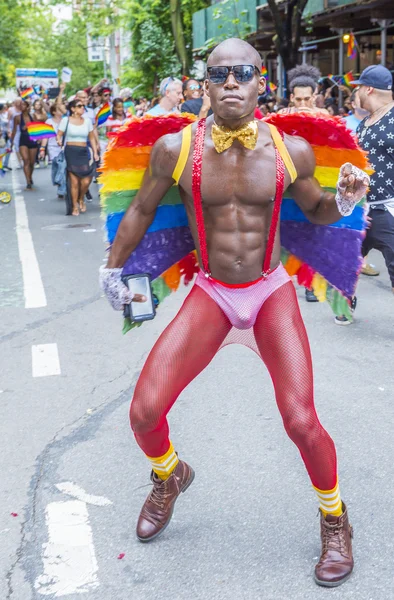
[211,120,258,153]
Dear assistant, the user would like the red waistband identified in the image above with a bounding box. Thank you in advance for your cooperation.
[206,264,279,288]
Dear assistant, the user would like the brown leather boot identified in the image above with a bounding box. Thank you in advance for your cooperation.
[136,459,194,542]
[314,502,354,587]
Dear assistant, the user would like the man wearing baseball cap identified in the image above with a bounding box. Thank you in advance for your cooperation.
[351,65,394,297]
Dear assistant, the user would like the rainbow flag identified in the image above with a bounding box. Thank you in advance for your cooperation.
[343,71,355,86]
[101,112,370,332]
[20,87,34,100]
[266,81,277,93]
[26,122,56,140]
[347,33,357,59]
[266,112,371,320]
[96,102,111,127]
[261,66,268,77]
[99,113,197,333]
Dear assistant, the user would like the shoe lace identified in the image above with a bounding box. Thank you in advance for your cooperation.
[322,522,346,555]
[149,480,169,509]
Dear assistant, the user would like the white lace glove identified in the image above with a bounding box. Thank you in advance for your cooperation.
[335,162,370,217]
[99,266,134,311]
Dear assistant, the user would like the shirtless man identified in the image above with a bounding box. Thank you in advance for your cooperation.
[100,39,369,587]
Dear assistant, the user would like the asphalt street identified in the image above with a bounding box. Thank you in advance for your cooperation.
[1,161,393,600]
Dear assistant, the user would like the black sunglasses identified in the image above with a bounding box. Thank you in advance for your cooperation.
[75,104,84,108]
[207,64,260,84]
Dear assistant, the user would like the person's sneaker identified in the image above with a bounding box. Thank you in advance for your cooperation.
[305,288,319,302]
[361,264,380,276]
[85,189,93,202]
[334,315,352,326]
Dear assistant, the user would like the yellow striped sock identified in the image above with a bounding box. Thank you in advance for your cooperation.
[313,480,343,517]
[146,442,179,481]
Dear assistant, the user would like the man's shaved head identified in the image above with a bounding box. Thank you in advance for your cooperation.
[204,38,265,126]
[207,38,262,70]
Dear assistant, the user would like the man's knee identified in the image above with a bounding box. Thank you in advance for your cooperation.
[129,392,162,435]
[281,399,320,447]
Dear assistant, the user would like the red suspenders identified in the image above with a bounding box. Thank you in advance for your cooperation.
[191,118,285,278]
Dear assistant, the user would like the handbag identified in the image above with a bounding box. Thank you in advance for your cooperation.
[53,118,69,185]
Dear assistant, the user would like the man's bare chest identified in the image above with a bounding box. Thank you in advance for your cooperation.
[179,143,279,210]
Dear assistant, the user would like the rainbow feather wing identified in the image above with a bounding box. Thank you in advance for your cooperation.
[266,113,370,318]
[100,113,198,333]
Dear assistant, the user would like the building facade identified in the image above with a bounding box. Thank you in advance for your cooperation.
[192,0,394,90]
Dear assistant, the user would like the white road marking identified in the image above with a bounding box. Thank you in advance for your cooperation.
[55,482,112,506]
[35,500,99,596]
[12,170,47,308]
[32,344,61,377]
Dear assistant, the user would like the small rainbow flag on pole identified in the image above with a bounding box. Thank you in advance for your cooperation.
[96,102,111,127]
[343,71,355,86]
[26,122,56,140]
[20,87,34,100]
[347,33,357,60]
[266,81,277,93]
[261,66,268,77]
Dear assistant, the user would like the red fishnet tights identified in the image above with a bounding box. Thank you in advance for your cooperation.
[130,281,337,490]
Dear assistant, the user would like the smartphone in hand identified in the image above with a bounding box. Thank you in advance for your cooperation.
[122,273,156,322]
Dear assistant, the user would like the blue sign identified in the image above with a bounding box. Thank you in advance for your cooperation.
[16,69,58,78]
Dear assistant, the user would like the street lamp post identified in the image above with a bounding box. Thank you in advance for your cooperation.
[379,19,388,67]
[277,55,284,99]
[338,28,344,108]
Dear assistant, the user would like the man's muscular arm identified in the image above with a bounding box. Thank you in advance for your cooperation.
[285,135,369,225]
[106,134,180,268]
[100,133,181,310]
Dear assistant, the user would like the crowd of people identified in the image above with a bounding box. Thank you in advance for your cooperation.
[1,62,393,297]
[0,80,140,214]
[0,68,370,200]
[1,40,393,589]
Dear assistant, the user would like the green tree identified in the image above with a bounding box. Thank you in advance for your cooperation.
[266,0,309,71]
[170,0,189,75]
[0,0,104,93]
[1,0,209,96]
[123,0,209,94]
[35,14,104,92]
[0,0,30,87]
[197,0,254,57]
[122,20,180,97]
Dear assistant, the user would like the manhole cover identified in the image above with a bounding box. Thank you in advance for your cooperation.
[41,223,92,230]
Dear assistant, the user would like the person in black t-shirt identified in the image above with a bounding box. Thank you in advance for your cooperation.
[181,78,212,119]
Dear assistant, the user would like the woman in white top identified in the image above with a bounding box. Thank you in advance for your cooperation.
[57,99,99,216]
